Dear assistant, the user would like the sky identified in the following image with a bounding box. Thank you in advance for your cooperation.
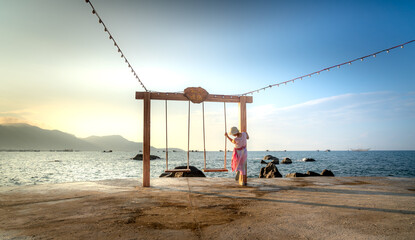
[0,0,414,150]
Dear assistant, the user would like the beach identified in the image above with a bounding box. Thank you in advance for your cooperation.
[1,177,414,239]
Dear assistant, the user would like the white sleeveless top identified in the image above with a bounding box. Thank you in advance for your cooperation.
[234,132,247,149]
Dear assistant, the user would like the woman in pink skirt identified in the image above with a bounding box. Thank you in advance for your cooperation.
[225,126,249,183]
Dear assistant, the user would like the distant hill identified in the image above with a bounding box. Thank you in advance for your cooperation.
[82,135,158,152]
[0,123,97,151]
[0,123,174,152]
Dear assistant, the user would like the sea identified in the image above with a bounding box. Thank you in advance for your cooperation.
[1,151,414,187]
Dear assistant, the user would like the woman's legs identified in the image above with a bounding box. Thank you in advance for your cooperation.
[238,171,244,185]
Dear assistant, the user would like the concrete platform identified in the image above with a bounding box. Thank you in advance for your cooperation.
[1,177,415,239]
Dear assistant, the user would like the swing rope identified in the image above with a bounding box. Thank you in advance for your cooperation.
[165,100,168,171]
[203,102,207,169]
[166,100,226,173]
[224,102,227,169]
[187,101,191,170]
[164,100,191,173]
[202,102,229,172]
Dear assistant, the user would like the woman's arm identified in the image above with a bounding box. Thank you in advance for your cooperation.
[225,133,235,143]
[245,132,250,140]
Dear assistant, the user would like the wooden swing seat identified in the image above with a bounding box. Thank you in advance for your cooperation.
[203,168,228,172]
[165,169,191,173]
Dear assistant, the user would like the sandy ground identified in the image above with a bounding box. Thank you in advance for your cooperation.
[0,177,414,240]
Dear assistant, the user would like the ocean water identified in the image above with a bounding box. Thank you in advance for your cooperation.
[0,151,414,186]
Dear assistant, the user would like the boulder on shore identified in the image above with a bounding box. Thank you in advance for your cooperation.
[321,169,335,177]
[132,154,160,160]
[306,171,320,176]
[259,163,282,178]
[302,158,316,162]
[281,157,292,164]
[286,170,335,178]
[285,172,307,178]
[159,166,206,178]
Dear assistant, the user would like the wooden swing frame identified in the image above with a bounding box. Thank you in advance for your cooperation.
[135,88,252,187]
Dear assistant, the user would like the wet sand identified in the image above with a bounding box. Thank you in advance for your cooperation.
[1,177,414,239]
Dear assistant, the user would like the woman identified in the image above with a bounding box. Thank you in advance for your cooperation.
[225,126,249,184]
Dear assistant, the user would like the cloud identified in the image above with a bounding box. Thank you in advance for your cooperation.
[0,110,34,125]
[0,113,49,129]
[247,91,415,150]
[277,93,354,111]
[0,116,27,124]
[252,91,415,124]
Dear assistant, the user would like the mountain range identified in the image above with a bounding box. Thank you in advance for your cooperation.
[0,123,175,151]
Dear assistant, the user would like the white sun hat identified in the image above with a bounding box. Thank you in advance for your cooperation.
[229,126,239,135]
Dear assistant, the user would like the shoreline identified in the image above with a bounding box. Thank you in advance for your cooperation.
[1,177,415,239]
[2,173,415,188]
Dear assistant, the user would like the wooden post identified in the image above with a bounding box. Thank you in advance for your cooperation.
[143,92,151,187]
[239,96,248,186]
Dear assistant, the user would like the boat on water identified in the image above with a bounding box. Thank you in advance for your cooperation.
[351,148,370,152]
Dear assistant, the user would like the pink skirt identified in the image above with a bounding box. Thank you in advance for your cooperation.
[231,147,247,175]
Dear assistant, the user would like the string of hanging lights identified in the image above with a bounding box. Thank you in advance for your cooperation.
[84,1,413,97]
[84,0,148,92]
[240,39,415,96]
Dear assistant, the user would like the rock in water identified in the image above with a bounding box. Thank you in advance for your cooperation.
[285,172,308,178]
[263,155,279,164]
[263,155,277,160]
[306,171,320,176]
[302,158,316,162]
[132,154,160,160]
[321,169,335,177]
[259,163,282,178]
[159,166,206,178]
[281,157,292,164]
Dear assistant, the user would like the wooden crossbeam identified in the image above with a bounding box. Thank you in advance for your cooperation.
[136,92,253,103]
